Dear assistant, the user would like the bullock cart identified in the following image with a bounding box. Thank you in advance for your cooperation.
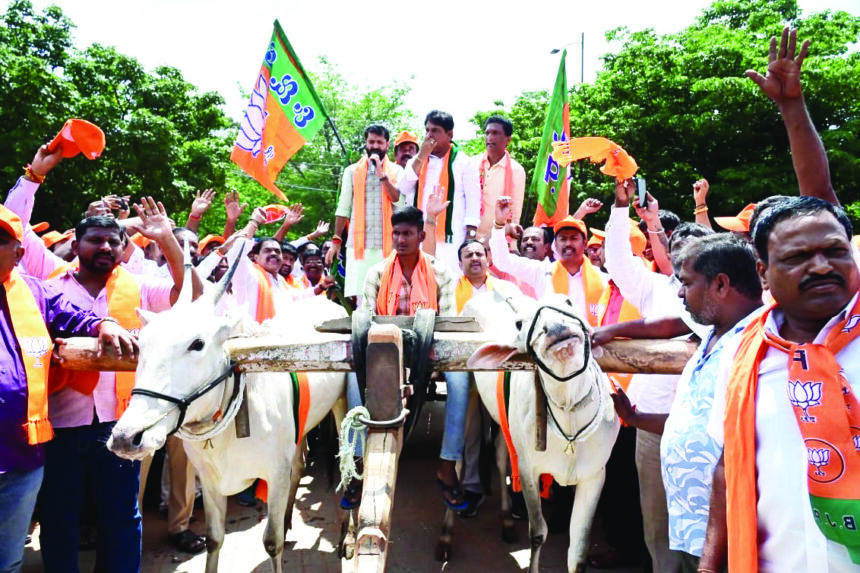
[58,318,695,573]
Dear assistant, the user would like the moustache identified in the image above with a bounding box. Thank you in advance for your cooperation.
[799,273,845,291]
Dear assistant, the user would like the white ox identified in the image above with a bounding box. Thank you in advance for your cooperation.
[107,259,347,573]
[463,293,619,573]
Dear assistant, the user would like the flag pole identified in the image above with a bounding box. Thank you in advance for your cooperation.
[326,116,350,165]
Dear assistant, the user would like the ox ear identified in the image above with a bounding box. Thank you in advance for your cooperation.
[136,308,157,327]
[467,342,519,370]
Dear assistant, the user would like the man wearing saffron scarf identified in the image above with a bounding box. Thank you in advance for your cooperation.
[472,116,525,241]
[38,205,198,573]
[359,206,471,508]
[489,196,608,325]
[398,110,481,275]
[327,125,403,299]
[0,203,135,573]
[701,197,860,573]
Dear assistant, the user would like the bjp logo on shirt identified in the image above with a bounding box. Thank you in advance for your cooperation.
[805,438,845,484]
[21,336,51,368]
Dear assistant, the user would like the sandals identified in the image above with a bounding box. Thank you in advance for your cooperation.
[340,481,363,510]
[436,478,468,511]
[168,530,206,554]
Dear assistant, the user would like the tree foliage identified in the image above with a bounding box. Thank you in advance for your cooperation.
[470,0,860,228]
[0,0,416,241]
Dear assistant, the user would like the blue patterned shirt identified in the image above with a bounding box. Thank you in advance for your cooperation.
[660,311,758,556]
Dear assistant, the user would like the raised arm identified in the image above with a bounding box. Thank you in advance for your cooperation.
[634,191,674,277]
[421,187,450,256]
[273,203,304,242]
[222,190,247,239]
[746,27,836,204]
[134,197,203,304]
[692,179,712,229]
[185,189,215,232]
[572,197,603,221]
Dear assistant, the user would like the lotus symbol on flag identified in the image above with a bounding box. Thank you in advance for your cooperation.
[807,447,830,476]
[235,72,269,159]
[788,381,822,422]
[854,434,860,452]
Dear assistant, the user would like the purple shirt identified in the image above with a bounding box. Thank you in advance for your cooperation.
[0,273,103,472]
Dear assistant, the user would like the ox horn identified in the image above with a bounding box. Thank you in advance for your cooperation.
[177,239,193,305]
[207,242,246,306]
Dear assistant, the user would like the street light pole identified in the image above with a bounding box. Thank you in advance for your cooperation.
[550,33,585,84]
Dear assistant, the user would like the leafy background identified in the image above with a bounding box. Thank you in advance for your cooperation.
[1,0,857,237]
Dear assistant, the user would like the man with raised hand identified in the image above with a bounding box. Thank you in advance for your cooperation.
[398,110,481,274]
[36,197,200,573]
[0,203,136,573]
[327,125,403,301]
[489,196,607,325]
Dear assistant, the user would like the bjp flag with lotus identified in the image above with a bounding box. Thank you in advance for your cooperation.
[231,20,329,199]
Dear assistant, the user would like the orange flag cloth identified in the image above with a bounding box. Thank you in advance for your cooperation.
[551,137,638,182]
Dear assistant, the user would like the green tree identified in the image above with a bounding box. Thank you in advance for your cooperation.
[470,0,860,228]
[1,1,233,231]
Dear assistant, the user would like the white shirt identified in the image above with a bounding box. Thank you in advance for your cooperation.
[399,149,481,248]
[488,226,607,319]
[708,293,860,573]
[604,205,692,412]
[228,238,298,321]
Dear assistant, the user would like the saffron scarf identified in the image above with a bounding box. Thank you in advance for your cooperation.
[285,274,309,290]
[252,263,289,323]
[415,143,458,241]
[5,269,54,444]
[479,151,514,217]
[256,371,311,504]
[724,300,860,571]
[352,156,400,259]
[47,265,142,417]
[597,281,642,392]
[550,258,605,326]
[376,252,438,316]
[454,274,496,314]
[496,371,553,498]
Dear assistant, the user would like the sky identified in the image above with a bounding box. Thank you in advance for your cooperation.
[30,0,860,139]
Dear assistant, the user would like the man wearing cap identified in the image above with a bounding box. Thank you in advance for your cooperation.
[473,117,526,241]
[490,196,607,324]
[327,125,404,302]
[587,229,606,270]
[398,110,481,275]
[0,203,137,573]
[393,131,419,169]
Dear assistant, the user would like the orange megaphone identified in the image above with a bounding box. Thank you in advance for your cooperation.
[262,204,289,224]
[47,119,106,160]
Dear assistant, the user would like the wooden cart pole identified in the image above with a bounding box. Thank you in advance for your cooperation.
[353,324,406,573]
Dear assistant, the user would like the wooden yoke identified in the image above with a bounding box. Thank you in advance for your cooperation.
[354,324,406,573]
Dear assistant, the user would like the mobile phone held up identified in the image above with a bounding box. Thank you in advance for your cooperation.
[634,177,647,208]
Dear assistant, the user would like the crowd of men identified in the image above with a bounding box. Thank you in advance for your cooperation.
[0,27,858,573]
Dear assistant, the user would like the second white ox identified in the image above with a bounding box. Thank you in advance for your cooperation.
[465,293,619,573]
[108,258,347,573]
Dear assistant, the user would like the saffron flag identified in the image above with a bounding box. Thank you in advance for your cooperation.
[532,50,570,226]
[231,20,328,199]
